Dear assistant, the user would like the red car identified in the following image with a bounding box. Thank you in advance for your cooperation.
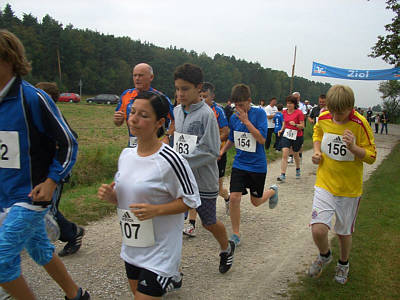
[58,93,81,103]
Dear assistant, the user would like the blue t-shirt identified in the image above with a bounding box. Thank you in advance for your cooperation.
[228,107,268,173]
[210,102,228,128]
[273,111,283,133]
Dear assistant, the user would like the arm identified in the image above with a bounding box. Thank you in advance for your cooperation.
[312,121,323,164]
[129,198,189,221]
[219,139,234,158]
[220,126,229,142]
[236,107,266,144]
[114,110,125,126]
[343,129,376,164]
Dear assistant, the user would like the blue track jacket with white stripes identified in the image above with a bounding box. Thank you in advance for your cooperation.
[0,77,78,208]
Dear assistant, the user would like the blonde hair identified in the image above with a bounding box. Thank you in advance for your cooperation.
[231,84,251,103]
[326,85,354,113]
[0,29,31,76]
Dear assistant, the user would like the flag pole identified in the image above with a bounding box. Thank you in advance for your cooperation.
[290,45,297,94]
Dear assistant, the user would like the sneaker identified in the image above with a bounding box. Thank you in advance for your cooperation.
[59,226,85,257]
[268,185,279,209]
[277,174,286,182]
[219,240,235,274]
[225,197,230,216]
[229,233,241,247]
[65,289,90,300]
[288,156,294,164]
[166,272,183,292]
[296,169,301,179]
[335,262,349,284]
[308,252,333,278]
[183,223,196,237]
[0,287,12,300]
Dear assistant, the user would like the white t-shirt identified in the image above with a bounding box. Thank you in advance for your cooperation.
[299,102,307,115]
[115,144,201,277]
[265,105,278,128]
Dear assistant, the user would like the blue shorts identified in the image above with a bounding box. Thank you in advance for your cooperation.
[0,205,55,283]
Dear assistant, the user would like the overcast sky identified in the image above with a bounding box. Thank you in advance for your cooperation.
[4,0,396,107]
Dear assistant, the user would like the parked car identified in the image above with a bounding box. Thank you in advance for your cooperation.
[86,94,119,105]
[58,93,81,103]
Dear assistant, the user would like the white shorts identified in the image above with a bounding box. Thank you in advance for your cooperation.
[310,187,361,235]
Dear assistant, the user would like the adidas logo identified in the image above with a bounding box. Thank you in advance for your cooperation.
[332,136,342,144]
[122,211,133,222]
[178,135,186,142]
[139,280,148,287]
[240,133,247,138]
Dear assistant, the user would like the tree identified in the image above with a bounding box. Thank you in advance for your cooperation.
[369,0,400,67]
[378,80,400,122]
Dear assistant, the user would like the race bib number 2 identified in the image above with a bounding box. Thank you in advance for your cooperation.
[117,208,155,247]
[321,133,355,161]
[0,131,20,169]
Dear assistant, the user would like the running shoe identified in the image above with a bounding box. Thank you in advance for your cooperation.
[269,185,279,209]
[59,226,85,257]
[287,156,294,164]
[225,197,230,216]
[0,287,12,300]
[335,262,349,284]
[277,174,286,182]
[229,233,241,247]
[296,168,301,179]
[45,212,60,242]
[65,289,90,300]
[183,223,196,237]
[219,240,235,274]
[307,252,333,278]
[166,273,183,292]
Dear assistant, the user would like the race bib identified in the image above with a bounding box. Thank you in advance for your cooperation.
[321,133,355,161]
[234,131,256,152]
[129,136,138,148]
[0,131,20,169]
[173,132,197,155]
[117,208,155,247]
[283,128,297,140]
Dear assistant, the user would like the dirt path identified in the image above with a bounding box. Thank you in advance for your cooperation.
[22,125,400,299]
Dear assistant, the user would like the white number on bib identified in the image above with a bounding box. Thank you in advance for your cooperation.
[234,131,256,152]
[129,136,138,148]
[0,131,20,169]
[283,128,298,140]
[321,133,355,161]
[173,132,197,155]
[117,208,155,247]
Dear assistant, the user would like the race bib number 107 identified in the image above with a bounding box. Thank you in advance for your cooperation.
[0,131,20,169]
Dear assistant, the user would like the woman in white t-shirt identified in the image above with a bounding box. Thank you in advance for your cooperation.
[98,91,201,299]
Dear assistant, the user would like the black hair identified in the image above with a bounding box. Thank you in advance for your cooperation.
[135,91,170,138]
[201,82,215,94]
[174,63,203,86]
[286,95,299,109]
[319,94,326,99]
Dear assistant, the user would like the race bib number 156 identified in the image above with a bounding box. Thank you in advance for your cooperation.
[321,133,355,161]
[0,131,20,169]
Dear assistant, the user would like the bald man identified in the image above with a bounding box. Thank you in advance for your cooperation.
[114,63,174,146]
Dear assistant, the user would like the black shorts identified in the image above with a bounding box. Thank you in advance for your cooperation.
[125,262,172,297]
[229,168,266,198]
[217,153,227,178]
[280,135,304,152]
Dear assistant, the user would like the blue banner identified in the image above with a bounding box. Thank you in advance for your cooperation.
[311,62,400,81]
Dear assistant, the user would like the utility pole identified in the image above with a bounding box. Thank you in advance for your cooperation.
[57,47,62,82]
[290,45,297,94]
[79,79,82,97]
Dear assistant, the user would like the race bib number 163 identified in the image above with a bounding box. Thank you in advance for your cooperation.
[0,131,20,169]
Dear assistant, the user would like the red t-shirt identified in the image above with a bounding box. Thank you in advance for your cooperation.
[283,109,305,137]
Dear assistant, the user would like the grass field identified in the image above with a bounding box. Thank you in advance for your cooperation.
[289,143,400,299]
[57,102,314,224]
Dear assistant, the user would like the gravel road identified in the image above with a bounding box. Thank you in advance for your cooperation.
[21,124,400,299]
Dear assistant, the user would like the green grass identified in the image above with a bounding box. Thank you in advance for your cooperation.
[289,143,400,300]
[57,102,315,223]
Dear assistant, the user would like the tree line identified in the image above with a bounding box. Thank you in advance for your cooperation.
[1,3,331,104]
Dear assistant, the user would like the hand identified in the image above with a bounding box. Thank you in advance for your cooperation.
[129,203,159,221]
[114,111,125,125]
[312,151,322,165]
[235,107,249,124]
[289,121,296,126]
[278,130,282,136]
[29,178,57,203]
[342,129,355,149]
[98,182,117,204]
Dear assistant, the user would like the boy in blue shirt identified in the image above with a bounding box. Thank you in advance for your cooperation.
[273,104,284,151]
[219,84,278,246]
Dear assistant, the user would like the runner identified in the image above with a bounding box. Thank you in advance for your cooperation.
[276,95,305,182]
[273,104,284,151]
[308,84,376,284]
[366,107,373,126]
[183,82,230,236]
[219,84,278,246]
[264,97,278,150]
[224,98,234,125]
[98,91,200,298]
[35,82,85,257]
[308,94,327,126]
[0,29,89,300]
[114,63,174,147]
[380,111,388,134]
[374,114,380,134]
[173,64,235,274]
